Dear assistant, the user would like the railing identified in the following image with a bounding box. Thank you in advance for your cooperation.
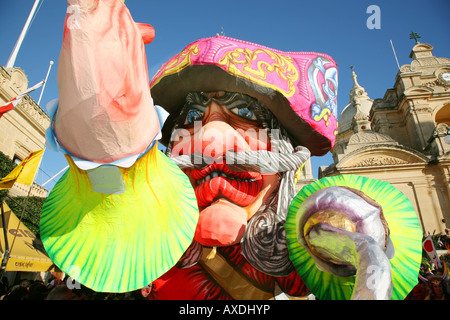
[9,182,48,198]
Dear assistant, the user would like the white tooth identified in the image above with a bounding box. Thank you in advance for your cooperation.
[211,172,219,178]
[220,173,227,177]
[205,176,211,181]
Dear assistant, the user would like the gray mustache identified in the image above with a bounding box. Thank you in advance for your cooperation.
[170,146,311,174]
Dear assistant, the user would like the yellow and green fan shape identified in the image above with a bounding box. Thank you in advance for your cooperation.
[284,174,422,300]
[40,144,199,293]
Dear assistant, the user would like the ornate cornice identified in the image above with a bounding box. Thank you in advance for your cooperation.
[14,95,50,134]
[336,144,429,169]
[347,131,396,145]
[1,67,50,133]
[348,157,409,168]
[1,67,28,97]
[413,106,433,113]
[424,77,450,90]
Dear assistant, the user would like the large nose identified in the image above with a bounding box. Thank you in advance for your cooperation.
[197,120,250,158]
[196,102,250,157]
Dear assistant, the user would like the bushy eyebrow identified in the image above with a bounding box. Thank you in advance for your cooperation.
[225,99,254,110]
[175,91,271,127]
[185,92,255,107]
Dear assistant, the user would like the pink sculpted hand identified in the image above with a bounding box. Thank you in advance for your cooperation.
[55,0,158,164]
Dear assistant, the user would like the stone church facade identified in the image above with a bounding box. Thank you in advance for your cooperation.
[320,42,450,235]
[0,65,49,197]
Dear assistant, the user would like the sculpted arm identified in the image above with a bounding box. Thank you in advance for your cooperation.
[285,175,423,300]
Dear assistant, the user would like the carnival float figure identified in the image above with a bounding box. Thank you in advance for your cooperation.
[40,0,423,300]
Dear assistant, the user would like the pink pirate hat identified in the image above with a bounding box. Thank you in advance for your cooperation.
[150,36,338,156]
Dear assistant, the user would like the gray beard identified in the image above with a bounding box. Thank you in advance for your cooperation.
[170,146,310,175]
[171,142,311,277]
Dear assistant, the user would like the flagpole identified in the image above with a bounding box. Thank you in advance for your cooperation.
[390,39,401,70]
[41,164,69,187]
[37,61,54,106]
[6,0,41,69]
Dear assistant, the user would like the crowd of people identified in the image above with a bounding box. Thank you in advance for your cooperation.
[406,232,450,301]
[0,275,151,300]
[1,232,449,301]
[1,271,448,300]
[405,272,450,300]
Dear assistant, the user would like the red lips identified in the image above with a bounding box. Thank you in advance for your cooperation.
[187,163,263,208]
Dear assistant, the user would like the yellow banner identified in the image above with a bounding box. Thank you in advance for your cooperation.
[0,149,44,190]
[1,202,56,272]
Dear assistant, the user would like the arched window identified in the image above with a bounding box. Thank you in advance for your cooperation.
[435,104,450,126]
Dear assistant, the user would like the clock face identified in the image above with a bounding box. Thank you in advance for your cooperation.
[440,71,450,82]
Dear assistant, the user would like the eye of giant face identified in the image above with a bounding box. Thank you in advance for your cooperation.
[229,104,257,121]
[181,93,260,126]
[184,108,205,125]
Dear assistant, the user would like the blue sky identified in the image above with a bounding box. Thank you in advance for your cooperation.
[1,0,449,191]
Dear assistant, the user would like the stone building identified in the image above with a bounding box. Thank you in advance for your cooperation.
[0,65,49,197]
[320,41,450,235]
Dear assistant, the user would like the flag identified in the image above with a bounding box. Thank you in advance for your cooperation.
[0,80,45,118]
[0,149,44,190]
[423,235,442,269]
[0,201,56,272]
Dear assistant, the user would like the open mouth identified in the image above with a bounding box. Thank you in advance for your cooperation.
[195,172,258,185]
[186,163,263,208]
